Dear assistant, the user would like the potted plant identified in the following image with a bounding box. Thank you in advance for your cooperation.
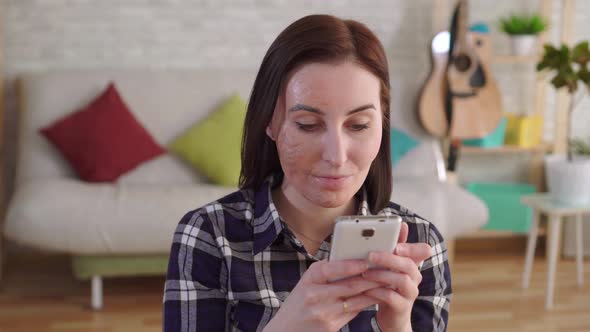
[499,13,547,56]
[537,41,590,205]
[571,137,590,158]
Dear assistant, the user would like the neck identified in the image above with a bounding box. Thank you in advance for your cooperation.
[272,185,357,242]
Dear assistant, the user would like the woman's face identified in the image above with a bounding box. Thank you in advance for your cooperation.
[268,61,383,209]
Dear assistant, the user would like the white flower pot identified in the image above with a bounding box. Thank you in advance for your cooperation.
[510,35,538,56]
[545,154,590,206]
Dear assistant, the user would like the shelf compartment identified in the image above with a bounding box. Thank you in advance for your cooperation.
[492,54,540,64]
[461,143,552,154]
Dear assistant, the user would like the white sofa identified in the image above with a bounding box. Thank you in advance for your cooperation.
[2,69,487,309]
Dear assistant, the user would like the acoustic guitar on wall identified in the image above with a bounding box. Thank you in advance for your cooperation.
[418,0,503,172]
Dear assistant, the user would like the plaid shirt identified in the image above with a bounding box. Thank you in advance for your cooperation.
[163,174,452,331]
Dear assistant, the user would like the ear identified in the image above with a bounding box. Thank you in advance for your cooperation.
[266,125,275,141]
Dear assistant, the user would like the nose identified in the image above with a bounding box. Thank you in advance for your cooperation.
[321,127,347,167]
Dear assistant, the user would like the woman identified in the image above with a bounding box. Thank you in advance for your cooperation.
[164,14,451,332]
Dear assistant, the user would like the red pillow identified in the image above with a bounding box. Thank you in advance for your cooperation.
[40,82,166,182]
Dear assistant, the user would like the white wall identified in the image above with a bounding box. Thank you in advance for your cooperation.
[2,0,589,196]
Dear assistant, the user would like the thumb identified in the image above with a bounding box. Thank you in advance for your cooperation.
[397,222,409,244]
[395,242,433,264]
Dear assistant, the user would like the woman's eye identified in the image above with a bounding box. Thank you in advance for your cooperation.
[349,123,370,131]
[295,122,318,132]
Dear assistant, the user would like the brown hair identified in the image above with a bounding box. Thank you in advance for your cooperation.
[240,14,392,213]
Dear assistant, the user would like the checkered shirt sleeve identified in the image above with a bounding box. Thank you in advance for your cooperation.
[163,209,229,332]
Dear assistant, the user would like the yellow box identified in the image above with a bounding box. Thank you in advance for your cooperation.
[504,113,543,148]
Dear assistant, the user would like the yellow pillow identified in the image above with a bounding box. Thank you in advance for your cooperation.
[168,94,246,186]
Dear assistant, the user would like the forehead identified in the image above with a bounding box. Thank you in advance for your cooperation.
[283,61,381,108]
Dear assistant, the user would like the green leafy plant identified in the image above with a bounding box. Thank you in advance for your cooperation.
[499,14,547,35]
[571,137,590,156]
[537,41,590,161]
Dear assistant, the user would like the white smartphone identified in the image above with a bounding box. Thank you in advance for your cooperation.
[329,215,402,269]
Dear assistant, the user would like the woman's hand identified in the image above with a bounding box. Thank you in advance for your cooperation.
[263,259,382,332]
[361,222,433,332]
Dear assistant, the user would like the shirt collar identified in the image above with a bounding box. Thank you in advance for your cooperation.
[251,173,370,255]
[251,173,285,255]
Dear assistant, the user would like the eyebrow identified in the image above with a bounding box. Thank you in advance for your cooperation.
[287,103,376,115]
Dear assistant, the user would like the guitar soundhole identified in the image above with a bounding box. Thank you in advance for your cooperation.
[453,54,472,71]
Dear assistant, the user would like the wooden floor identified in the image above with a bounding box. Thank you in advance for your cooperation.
[0,248,589,331]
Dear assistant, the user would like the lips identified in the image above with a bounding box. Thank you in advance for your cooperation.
[312,174,352,190]
[316,174,350,178]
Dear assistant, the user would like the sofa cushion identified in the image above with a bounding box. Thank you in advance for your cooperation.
[17,69,257,183]
[168,93,246,186]
[4,177,486,255]
[391,178,489,239]
[4,178,236,254]
[39,83,166,182]
[117,154,207,185]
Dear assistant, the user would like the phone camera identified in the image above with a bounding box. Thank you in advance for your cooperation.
[361,228,375,237]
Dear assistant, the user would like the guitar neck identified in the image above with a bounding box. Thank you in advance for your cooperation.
[455,0,469,52]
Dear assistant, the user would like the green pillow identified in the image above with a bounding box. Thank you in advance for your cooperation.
[168,94,246,186]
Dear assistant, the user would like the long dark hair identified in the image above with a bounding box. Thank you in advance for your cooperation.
[240,14,392,213]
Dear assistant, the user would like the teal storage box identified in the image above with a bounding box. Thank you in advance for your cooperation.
[465,182,536,233]
[463,117,507,148]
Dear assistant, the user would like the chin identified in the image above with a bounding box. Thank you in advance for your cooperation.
[307,190,356,209]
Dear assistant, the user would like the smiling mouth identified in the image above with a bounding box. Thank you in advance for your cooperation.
[312,175,352,189]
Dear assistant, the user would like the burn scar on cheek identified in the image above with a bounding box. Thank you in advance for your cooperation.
[276,126,307,170]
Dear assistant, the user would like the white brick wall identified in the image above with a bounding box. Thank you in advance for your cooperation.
[572,0,590,141]
[3,0,435,72]
[2,0,589,193]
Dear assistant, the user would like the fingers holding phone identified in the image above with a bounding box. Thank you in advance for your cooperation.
[359,249,423,330]
[265,216,429,332]
[395,222,433,266]
[264,259,382,332]
[359,222,433,331]
[305,259,383,311]
[364,251,422,285]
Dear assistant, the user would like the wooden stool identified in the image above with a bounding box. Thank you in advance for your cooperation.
[521,193,590,309]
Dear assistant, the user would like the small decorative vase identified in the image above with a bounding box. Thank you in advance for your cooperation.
[510,35,537,56]
[545,154,590,206]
